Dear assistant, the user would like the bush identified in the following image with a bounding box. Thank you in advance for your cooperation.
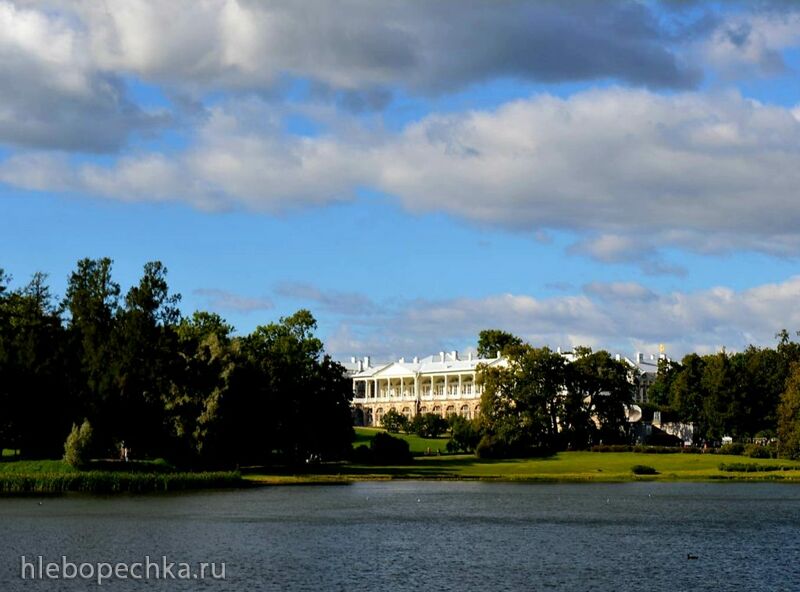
[718,462,791,473]
[369,432,412,464]
[447,415,481,453]
[744,444,774,459]
[381,410,408,433]
[475,435,552,459]
[63,420,93,469]
[411,413,449,438]
[719,442,745,456]
[350,444,372,463]
[475,435,511,459]
[592,444,632,453]
[631,464,658,475]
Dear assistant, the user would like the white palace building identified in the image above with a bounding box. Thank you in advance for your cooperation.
[347,351,506,427]
[344,349,666,427]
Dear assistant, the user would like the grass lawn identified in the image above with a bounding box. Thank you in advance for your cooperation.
[354,427,451,456]
[245,451,800,484]
[0,459,74,473]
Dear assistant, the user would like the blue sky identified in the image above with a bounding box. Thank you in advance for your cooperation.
[2,0,800,359]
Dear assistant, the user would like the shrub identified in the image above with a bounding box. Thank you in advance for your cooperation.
[475,435,510,459]
[631,465,658,475]
[592,444,631,453]
[369,432,412,464]
[381,410,408,433]
[744,444,774,459]
[447,415,481,453]
[719,442,745,456]
[63,420,93,469]
[350,445,372,463]
[411,413,449,438]
[475,435,552,459]
[718,462,791,473]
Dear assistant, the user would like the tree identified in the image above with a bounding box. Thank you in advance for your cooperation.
[0,272,72,457]
[112,261,182,458]
[63,257,121,450]
[479,345,566,455]
[477,329,523,359]
[63,420,93,468]
[447,414,480,453]
[565,349,633,446]
[778,363,800,459]
[381,409,408,433]
[410,413,449,438]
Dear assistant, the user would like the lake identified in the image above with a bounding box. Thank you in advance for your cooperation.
[1,481,799,591]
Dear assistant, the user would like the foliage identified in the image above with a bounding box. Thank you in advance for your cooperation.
[565,348,633,446]
[778,362,800,459]
[0,471,242,494]
[631,464,658,475]
[63,420,93,468]
[381,409,408,433]
[718,442,745,455]
[367,432,413,464]
[744,443,775,459]
[410,413,449,438]
[0,260,354,469]
[476,329,523,359]
[717,463,792,473]
[447,414,481,453]
[479,345,566,455]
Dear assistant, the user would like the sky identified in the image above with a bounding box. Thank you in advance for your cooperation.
[2,0,800,361]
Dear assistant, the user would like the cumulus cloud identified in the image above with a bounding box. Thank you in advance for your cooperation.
[701,10,800,78]
[0,1,164,151]
[322,277,800,360]
[20,0,700,95]
[0,100,371,211]
[4,88,800,259]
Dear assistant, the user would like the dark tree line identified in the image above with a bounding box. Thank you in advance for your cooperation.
[0,259,353,467]
[647,330,800,448]
[476,329,800,458]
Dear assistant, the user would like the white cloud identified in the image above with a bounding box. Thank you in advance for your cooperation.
[26,0,699,94]
[322,277,800,360]
[701,11,800,78]
[0,0,163,151]
[4,88,800,259]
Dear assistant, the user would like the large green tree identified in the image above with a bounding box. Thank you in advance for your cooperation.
[778,363,800,459]
[477,329,524,359]
[479,345,566,454]
[565,348,633,446]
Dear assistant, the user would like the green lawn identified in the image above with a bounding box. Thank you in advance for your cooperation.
[0,459,74,473]
[354,427,451,455]
[246,451,800,484]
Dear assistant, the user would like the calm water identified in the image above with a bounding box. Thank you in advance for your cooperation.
[1,482,799,591]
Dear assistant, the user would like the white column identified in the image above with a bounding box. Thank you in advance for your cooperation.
[400,376,404,399]
[458,374,463,398]
[444,375,448,399]
[374,378,378,398]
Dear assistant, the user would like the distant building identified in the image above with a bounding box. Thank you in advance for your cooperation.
[344,348,668,427]
[349,351,506,426]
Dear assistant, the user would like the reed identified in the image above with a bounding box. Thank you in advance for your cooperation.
[0,471,244,494]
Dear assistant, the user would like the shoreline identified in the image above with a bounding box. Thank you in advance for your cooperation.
[3,450,800,494]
